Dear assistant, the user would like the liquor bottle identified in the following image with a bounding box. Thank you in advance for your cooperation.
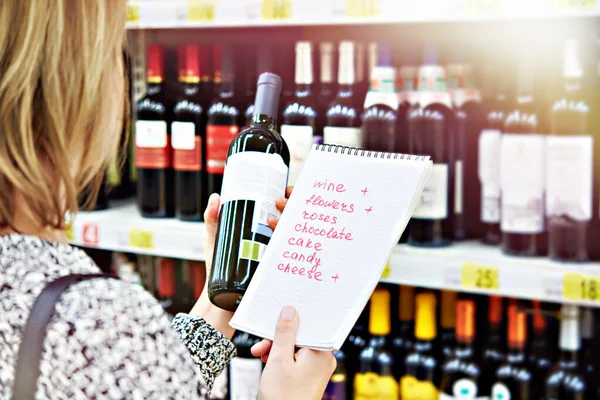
[440,300,483,399]
[547,39,592,262]
[544,305,586,399]
[491,303,532,399]
[396,56,418,154]
[176,260,195,313]
[407,45,454,247]
[189,260,206,300]
[354,42,368,101]
[344,304,369,399]
[500,53,546,256]
[448,62,482,240]
[323,349,347,400]
[324,41,361,148]
[156,257,177,315]
[206,45,240,198]
[173,44,205,221]
[480,296,506,397]
[208,73,289,311]
[281,41,317,186]
[440,290,458,362]
[361,43,398,152]
[277,43,295,127]
[229,331,263,400]
[479,65,509,245]
[355,288,398,400]
[136,44,174,218]
[392,285,415,379]
[198,45,214,113]
[317,42,336,145]
[528,301,553,400]
[401,292,439,399]
[244,46,274,128]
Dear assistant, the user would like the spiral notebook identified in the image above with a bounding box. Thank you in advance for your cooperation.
[230,144,432,351]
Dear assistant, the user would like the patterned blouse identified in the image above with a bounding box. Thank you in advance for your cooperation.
[0,234,237,399]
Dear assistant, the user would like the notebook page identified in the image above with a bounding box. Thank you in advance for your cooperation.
[230,146,431,349]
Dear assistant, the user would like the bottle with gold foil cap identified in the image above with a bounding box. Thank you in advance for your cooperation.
[401,292,440,399]
[392,285,415,379]
[355,288,397,400]
[481,296,506,397]
[440,290,458,361]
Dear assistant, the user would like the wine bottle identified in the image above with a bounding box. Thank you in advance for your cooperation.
[396,56,418,154]
[581,308,599,400]
[344,303,369,400]
[317,42,336,145]
[355,288,398,400]
[401,292,440,399]
[173,44,205,221]
[208,73,289,311]
[361,43,397,152]
[156,257,177,315]
[244,46,274,128]
[281,41,317,186]
[324,41,361,148]
[545,305,587,400]
[479,65,510,245]
[528,301,554,400]
[491,303,533,399]
[440,300,483,399]
[407,45,454,247]
[206,45,241,198]
[189,260,206,300]
[440,290,458,362]
[354,42,368,101]
[547,39,592,262]
[229,331,263,400]
[480,296,506,397]
[323,349,347,400]
[199,44,214,113]
[500,52,546,256]
[392,285,415,380]
[136,44,174,218]
[175,260,195,314]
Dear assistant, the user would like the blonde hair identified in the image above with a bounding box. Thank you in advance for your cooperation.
[0,0,127,230]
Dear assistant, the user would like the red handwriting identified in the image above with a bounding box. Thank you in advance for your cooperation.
[282,250,322,268]
[278,263,323,281]
[302,210,338,225]
[331,274,340,283]
[305,194,355,213]
[361,187,368,196]
[294,222,353,241]
[313,179,347,193]
[288,237,323,251]
[365,206,373,214]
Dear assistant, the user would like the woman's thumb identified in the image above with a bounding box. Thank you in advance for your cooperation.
[203,194,220,239]
[269,306,299,362]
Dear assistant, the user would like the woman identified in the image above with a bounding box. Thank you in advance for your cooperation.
[0,1,335,399]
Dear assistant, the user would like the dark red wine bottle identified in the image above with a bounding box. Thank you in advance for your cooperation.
[208,73,289,311]
[173,44,204,221]
[316,42,336,145]
[206,45,240,198]
[135,44,174,218]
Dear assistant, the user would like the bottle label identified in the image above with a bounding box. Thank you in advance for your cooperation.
[439,378,488,399]
[281,124,314,186]
[417,66,452,108]
[491,382,511,400]
[364,92,399,111]
[135,120,170,169]
[400,376,438,399]
[229,357,262,400]
[172,121,201,171]
[412,163,449,219]
[479,129,501,223]
[455,160,463,214]
[323,374,346,400]
[355,372,398,400]
[451,88,482,108]
[323,126,361,148]
[545,135,593,221]
[206,124,240,174]
[500,134,545,233]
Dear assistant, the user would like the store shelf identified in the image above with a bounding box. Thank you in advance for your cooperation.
[126,0,600,30]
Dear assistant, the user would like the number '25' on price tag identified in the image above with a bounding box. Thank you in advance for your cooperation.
[461,263,499,291]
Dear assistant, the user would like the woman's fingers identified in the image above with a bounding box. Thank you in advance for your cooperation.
[275,197,288,213]
[286,186,293,199]
[267,217,278,231]
[251,339,272,358]
[203,193,221,241]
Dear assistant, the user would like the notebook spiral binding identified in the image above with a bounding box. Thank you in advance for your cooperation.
[314,144,430,161]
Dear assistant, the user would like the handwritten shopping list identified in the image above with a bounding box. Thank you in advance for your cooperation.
[230,147,430,349]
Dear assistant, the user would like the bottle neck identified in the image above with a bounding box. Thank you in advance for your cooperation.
[250,113,276,130]
[218,78,235,98]
[295,83,312,96]
[296,46,313,86]
[147,81,163,95]
[180,80,200,96]
[507,343,526,362]
[564,77,582,96]
[337,84,354,98]
[320,46,334,85]
[455,340,474,358]
[559,350,579,369]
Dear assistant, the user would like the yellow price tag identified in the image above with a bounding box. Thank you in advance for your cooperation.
[381,259,391,278]
[461,264,499,290]
[262,0,292,20]
[346,0,380,18]
[188,0,216,22]
[126,1,141,23]
[129,228,155,249]
[66,223,75,242]
[554,0,596,9]
[563,273,600,301]
[464,0,504,14]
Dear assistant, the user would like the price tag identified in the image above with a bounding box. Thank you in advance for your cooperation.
[464,0,504,14]
[188,0,216,22]
[381,259,391,278]
[82,223,99,246]
[262,0,293,20]
[126,1,141,23]
[563,273,600,301]
[346,0,381,18]
[461,263,499,290]
[554,0,597,9]
[66,223,75,242]
[129,228,155,250]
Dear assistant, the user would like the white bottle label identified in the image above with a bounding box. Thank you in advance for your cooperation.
[171,121,196,150]
[229,357,263,400]
[545,135,593,221]
[281,124,314,186]
[479,129,501,223]
[439,376,488,399]
[500,134,545,233]
[455,160,463,214]
[413,163,448,219]
[323,126,361,148]
[135,120,167,148]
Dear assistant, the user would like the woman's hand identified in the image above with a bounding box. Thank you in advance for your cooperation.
[257,306,337,400]
[188,187,293,339]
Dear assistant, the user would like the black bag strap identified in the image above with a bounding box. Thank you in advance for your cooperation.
[12,273,115,400]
